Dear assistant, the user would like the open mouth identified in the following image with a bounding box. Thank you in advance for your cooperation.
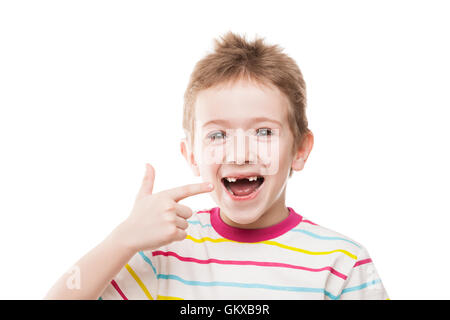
[221,175,265,200]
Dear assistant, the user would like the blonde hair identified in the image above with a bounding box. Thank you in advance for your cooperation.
[183,31,310,175]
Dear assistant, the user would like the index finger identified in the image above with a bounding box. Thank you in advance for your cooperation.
[164,182,214,202]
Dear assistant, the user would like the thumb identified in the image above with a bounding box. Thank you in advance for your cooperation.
[137,163,155,199]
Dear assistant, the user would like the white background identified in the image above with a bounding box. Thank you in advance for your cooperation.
[0,0,449,300]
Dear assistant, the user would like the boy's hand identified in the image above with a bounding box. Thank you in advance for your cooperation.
[113,163,214,253]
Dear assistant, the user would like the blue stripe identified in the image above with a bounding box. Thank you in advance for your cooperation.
[138,251,157,275]
[340,279,381,296]
[289,229,361,248]
[157,273,338,299]
[188,220,212,228]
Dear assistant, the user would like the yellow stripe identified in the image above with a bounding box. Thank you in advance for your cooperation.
[125,264,154,300]
[187,235,230,244]
[186,235,357,260]
[157,295,184,300]
[262,240,357,260]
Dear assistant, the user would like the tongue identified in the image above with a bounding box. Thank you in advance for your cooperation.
[228,179,260,196]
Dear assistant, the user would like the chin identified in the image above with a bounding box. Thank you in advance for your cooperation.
[221,205,265,226]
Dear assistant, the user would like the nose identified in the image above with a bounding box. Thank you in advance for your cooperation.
[225,129,257,165]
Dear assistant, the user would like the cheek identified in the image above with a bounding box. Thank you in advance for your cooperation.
[201,145,225,166]
[267,140,294,179]
[256,137,293,177]
[193,138,225,167]
[198,162,220,180]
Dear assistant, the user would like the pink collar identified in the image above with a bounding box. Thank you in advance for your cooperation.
[209,206,302,243]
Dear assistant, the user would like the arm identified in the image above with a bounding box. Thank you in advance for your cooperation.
[338,246,389,300]
[44,224,136,300]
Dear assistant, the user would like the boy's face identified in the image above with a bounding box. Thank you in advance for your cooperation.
[181,78,313,227]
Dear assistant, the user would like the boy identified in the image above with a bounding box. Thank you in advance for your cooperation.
[45,32,388,300]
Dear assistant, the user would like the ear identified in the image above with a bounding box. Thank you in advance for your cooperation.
[180,138,200,177]
[291,131,314,172]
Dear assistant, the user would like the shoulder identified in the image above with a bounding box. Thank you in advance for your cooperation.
[296,216,363,247]
[290,214,368,261]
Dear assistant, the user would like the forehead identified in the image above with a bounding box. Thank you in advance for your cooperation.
[194,79,289,127]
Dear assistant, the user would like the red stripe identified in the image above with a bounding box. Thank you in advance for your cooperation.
[111,280,128,300]
[153,250,347,280]
[302,219,318,226]
[354,258,372,268]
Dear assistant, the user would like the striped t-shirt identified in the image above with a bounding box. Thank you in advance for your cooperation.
[99,206,389,300]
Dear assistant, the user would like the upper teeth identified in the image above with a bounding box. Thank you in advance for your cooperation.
[226,176,258,182]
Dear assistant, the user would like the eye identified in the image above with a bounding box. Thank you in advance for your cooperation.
[207,131,226,142]
[256,128,273,137]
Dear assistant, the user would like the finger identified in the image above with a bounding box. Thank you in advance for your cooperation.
[137,163,155,199]
[174,229,187,242]
[164,182,214,202]
[174,203,194,219]
[174,216,189,230]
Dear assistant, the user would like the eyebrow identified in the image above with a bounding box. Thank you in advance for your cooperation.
[201,117,282,128]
